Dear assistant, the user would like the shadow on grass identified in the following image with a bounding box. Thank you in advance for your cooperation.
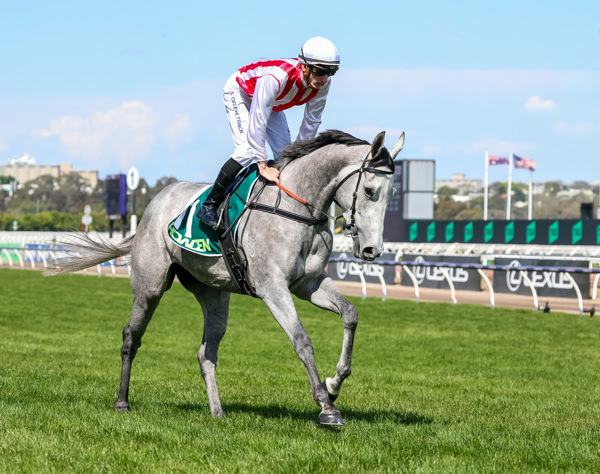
[177,402,432,426]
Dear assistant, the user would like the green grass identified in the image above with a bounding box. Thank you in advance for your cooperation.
[1,269,600,473]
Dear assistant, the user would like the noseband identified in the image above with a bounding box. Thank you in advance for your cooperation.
[332,149,395,236]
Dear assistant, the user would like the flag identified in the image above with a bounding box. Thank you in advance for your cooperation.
[488,155,509,165]
[513,154,536,171]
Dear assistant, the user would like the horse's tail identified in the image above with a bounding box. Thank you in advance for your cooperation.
[44,233,134,276]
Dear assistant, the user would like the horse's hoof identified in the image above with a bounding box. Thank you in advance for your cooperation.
[114,401,130,412]
[319,410,345,426]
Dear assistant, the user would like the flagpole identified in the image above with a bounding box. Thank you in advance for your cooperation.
[528,172,533,220]
[484,151,489,221]
[506,152,513,220]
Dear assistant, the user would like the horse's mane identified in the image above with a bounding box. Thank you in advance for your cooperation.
[274,129,394,173]
[274,130,370,170]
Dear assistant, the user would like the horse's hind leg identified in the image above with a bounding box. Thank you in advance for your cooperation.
[177,270,230,418]
[197,289,230,418]
[293,274,358,402]
[115,264,176,412]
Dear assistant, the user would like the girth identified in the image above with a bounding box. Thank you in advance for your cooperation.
[218,193,258,298]
[218,186,327,298]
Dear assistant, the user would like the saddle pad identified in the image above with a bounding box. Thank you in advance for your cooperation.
[168,166,260,256]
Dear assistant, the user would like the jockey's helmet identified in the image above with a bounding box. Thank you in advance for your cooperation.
[299,37,340,76]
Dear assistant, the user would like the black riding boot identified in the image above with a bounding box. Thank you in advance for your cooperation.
[197,158,243,229]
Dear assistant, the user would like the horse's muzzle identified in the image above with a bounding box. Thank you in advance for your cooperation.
[361,246,381,261]
[353,237,381,261]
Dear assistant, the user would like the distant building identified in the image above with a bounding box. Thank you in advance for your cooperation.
[435,173,482,194]
[532,183,545,195]
[557,188,594,199]
[1,153,98,191]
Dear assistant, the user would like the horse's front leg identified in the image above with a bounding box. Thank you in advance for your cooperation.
[293,274,358,403]
[259,287,344,426]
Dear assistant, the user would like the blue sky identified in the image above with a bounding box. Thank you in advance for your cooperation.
[1,0,599,186]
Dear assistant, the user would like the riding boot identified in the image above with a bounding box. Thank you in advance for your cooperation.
[197,158,243,229]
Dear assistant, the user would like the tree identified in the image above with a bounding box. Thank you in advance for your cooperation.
[148,177,178,198]
[2,174,179,218]
[56,173,90,212]
[454,208,482,220]
[512,183,526,203]
[435,198,468,220]
[572,180,591,190]
[437,186,459,199]
[544,181,563,195]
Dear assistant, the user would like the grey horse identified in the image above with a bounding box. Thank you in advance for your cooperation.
[47,130,405,426]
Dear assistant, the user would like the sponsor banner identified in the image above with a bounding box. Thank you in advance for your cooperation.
[400,254,482,290]
[493,258,590,298]
[328,251,397,284]
[404,219,600,246]
[0,243,21,263]
[25,243,53,263]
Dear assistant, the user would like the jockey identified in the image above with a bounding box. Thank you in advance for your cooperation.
[197,36,340,229]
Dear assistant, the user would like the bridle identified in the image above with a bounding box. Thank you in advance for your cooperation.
[271,148,395,234]
[225,148,395,237]
[329,148,395,236]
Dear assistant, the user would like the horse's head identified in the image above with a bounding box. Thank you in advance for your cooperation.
[338,131,405,261]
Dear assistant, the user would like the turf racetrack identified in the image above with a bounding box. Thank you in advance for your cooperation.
[1,269,600,472]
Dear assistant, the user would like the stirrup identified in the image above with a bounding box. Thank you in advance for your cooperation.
[197,204,220,229]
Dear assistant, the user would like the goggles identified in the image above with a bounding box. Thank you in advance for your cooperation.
[308,64,338,77]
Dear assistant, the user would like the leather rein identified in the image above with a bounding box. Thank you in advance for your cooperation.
[272,148,395,235]
[222,148,394,236]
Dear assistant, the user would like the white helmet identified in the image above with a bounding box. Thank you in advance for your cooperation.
[299,36,340,75]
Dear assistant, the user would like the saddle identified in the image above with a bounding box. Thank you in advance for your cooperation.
[168,166,260,257]
[168,166,260,297]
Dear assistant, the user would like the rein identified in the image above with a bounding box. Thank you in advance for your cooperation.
[275,182,337,223]
[222,147,394,236]
[259,148,395,234]
[219,180,327,238]
[276,183,307,205]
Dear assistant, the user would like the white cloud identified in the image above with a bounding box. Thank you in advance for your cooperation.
[163,113,192,142]
[36,100,159,169]
[554,122,594,136]
[524,95,557,111]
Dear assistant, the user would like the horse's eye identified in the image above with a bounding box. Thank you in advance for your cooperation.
[364,187,375,198]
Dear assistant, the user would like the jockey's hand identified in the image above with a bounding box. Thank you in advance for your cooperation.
[258,162,280,184]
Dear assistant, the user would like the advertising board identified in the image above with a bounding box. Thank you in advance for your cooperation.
[493,257,590,298]
[328,252,397,285]
[400,254,482,290]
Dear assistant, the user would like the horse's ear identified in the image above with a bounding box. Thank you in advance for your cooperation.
[371,131,386,157]
[369,131,395,172]
[389,132,405,160]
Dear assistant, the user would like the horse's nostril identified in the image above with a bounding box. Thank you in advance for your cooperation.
[362,247,380,261]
